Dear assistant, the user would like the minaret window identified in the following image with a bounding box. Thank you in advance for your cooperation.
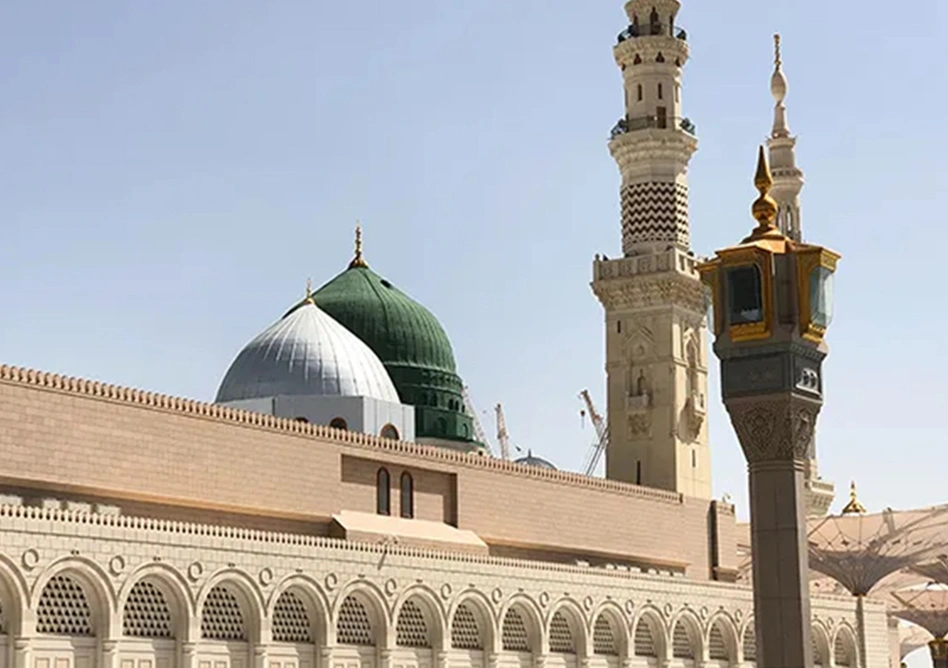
[658,83,664,100]
[637,84,643,102]
[377,468,391,516]
[400,472,414,519]
[656,107,667,129]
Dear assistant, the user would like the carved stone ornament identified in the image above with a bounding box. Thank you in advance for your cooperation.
[628,413,652,440]
[726,398,821,463]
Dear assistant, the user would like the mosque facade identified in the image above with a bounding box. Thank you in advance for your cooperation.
[0,3,896,668]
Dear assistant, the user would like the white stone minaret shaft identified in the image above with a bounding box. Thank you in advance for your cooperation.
[768,35,805,242]
[592,0,710,499]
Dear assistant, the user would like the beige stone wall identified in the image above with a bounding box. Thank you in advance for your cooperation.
[0,505,885,668]
[0,367,735,580]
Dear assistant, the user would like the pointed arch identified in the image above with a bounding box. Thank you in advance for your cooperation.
[590,601,629,658]
[448,591,494,652]
[547,599,587,656]
[196,570,265,643]
[0,553,29,637]
[740,620,757,663]
[267,574,330,646]
[499,596,543,653]
[632,607,665,659]
[119,563,194,641]
[811,622,831,667]
[31,557,116,638]
[333,582,388,648]
[832,624,857,668]
[670,610,702,660]
[706,614,738,662]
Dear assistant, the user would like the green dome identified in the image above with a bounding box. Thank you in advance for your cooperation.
[294,250,477,447]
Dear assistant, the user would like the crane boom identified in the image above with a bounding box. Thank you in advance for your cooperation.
[579,390,609,476]
[462,386,490,452]
[494,403,512,461]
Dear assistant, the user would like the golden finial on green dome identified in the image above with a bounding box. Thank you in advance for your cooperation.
[304,278,315,305]
[349,221,368,269]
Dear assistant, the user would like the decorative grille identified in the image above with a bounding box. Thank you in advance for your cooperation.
[36,575,93,636]
[593,615,617,655]
[123,581,173,638]
[672,621,694,659]
[201,585,246,641]
[396,600,430,648]
[273,591,312,644]
[502,608,530,652]
[743,626,757,663]
[834,633,854,667]
[0,601,4,634]
[451,603,482,650]
[337,595,373,646]
[813,634,824,666]
[549,612,575,654]
[633,619,656,657]
[708,623,729,661]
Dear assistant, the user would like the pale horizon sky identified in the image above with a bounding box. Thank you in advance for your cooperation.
[1,2,946,659]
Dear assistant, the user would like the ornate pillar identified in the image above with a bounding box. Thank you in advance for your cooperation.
[12,638,30,668]
[929,639,947,668]
[487,653,501,668]
[253,645,267,668]
[100,640,120,668]
[319,647,334,668]
[378,648,393,668]
[435,651,449,668]
[534,654,548,668]
[180,641,199,668]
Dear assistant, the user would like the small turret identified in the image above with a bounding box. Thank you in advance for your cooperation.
[767,35,805,242]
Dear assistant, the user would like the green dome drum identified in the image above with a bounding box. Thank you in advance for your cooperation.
[294,228,477,447]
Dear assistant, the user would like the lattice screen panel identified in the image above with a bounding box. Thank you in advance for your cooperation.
[672,622,694,659]
[201,585,246,641]
[337,595,373,646]
[813,635,824,667]
[451,603,482,650]
[549,612,575,654]
[124,581,173,638]
[834,633,854,667]
[708,623,729,661]
[273,591,312,643]
[743,626,757,663]
[37,575,94,636]
[0,601,4,634]
[502,608,530,652]
[396,600,430,648]
[633,620,656,657]
[593,615,618,656]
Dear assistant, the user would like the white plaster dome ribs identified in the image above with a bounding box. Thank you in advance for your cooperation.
[621,181,690,252]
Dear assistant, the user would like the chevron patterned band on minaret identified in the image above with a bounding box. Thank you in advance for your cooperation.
[620,181,690,254]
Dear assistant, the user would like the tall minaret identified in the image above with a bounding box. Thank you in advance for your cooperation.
[592,0,711,499]
[768,35,836,515]
[768,34,805,241]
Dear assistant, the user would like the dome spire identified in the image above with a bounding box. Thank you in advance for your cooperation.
[771,34,790,137]
[841,481,867,515]
[304,278,315,305]
[750,146,779,230]
[349,222,369,269]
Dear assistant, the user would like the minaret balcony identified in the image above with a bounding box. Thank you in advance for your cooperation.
[610,115,696,138]
[616,23,687,44]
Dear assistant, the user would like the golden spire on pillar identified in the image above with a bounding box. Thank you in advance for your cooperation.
[349,222,369,269]
[742,146,784,244]
[841,481,867,515]
[304,278,315,305]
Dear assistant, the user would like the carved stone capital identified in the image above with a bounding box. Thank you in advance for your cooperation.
[725,396,821,463]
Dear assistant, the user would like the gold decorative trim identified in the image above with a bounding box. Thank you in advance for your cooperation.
[795,247,841,343]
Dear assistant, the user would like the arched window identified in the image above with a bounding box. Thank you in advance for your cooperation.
[330,417,348,431]
[380,424,400,440]
[400,472,414,519]
[658,83,664,99]
[637,84,643,101]
[377,468,391,516]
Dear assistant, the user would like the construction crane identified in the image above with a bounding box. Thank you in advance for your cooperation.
[579,390,609,476]
[494,403,513,461]
[462,386,491,452]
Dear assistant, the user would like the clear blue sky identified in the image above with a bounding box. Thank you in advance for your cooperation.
[1,1,946,648]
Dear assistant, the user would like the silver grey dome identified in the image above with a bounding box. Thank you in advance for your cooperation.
[216,301,400,404]
[514,450,557,470]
